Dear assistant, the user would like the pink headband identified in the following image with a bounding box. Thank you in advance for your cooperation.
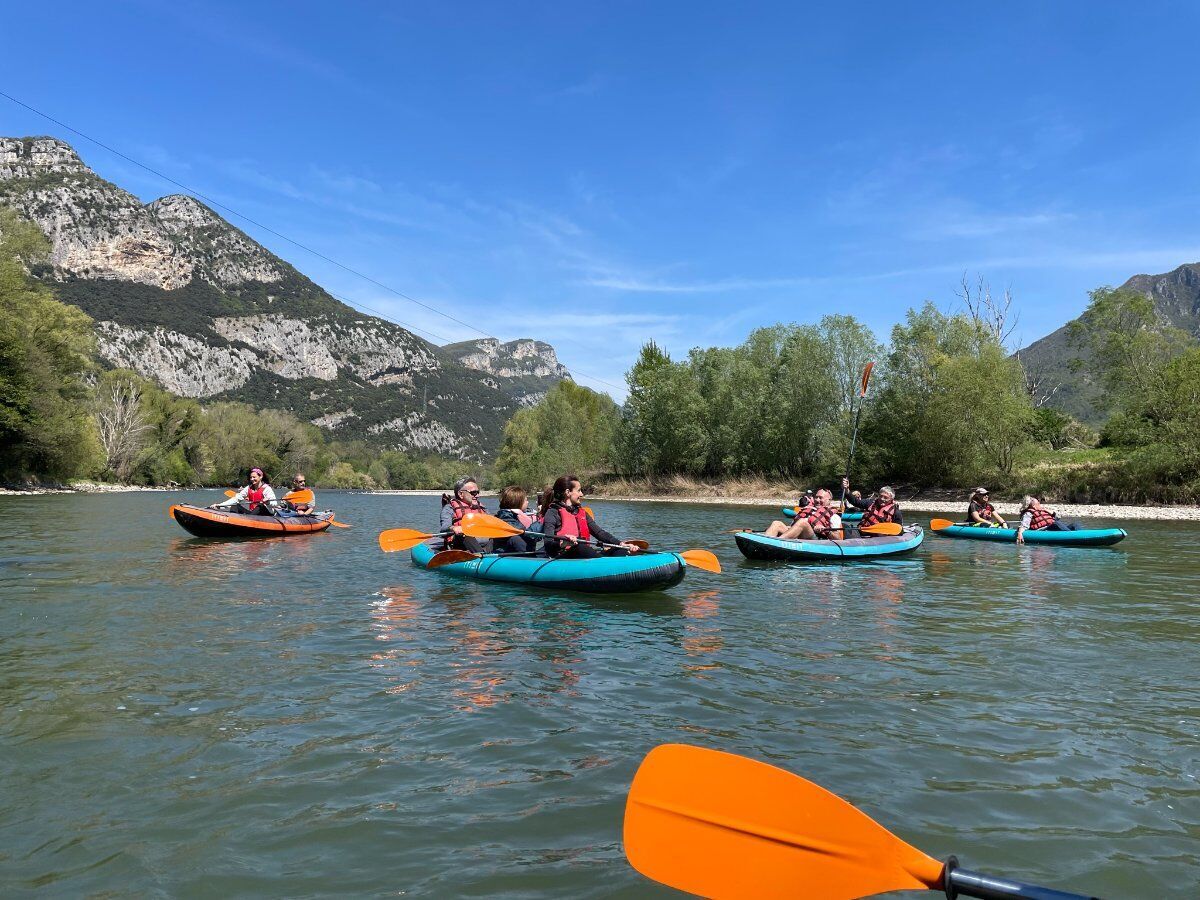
[250,467,264,476]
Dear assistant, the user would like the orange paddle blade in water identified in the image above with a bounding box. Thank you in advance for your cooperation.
[679,549,721,573]
[929,518,955,531]
[858,522,903,536]
[624,744,943,900]
[326,517,351,528]
[378,528,436,552]
[460,512,525,539]
[426,549,480,568]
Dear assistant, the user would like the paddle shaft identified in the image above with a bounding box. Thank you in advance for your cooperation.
[946,860,1099,900]
[840,400,864,511]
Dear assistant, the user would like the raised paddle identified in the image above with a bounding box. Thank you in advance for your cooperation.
[624,743,1098,900]
[378,527,450,552]
[839,360,875,513]
[462,513,722,573]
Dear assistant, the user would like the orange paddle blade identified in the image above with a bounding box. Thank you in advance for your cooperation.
[929,518,955,531]
[583,505,595,517]
[378,528,435,552]
[426,549,480,568]
[283,488,314,504]
[860,360,875,397]
[460,512,524,539]
[679,549,721,573]
[626,539,650,551]
[858,522,903,536]
[224,490,237,498]
[327,517,351,528]
[624,744,943,900]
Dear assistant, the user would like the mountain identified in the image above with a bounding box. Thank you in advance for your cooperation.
[1017,262,1200,423]
[0,136,570,459]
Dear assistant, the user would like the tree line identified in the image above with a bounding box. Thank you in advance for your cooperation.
[494,288,1200,503]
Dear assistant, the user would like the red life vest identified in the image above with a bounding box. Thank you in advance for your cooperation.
[860,499,898,527]
[555,504,591,541]
[805,504,835,534]
[447,496,484,526]
[247,486,265,510]
[1025,506,1056,530]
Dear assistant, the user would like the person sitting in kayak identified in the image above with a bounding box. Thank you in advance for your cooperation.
[284,473,315,515]
[967,487,1006,527]
[210,467,276,514]
[841,478,903,530]
[540,475,638,558]
[440,476,489,552]
[1016,496,1080,544]
[493,486,542,555]
[763,488,843,540]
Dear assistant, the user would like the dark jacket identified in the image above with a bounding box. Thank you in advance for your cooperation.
[541,503,619,556]
[495,508,541,553]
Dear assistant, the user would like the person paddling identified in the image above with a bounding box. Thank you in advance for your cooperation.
[285,473,315,515]
[842,478,903,532]
[967,487,1006,527]
[493,486,542,555]
[540,475,638,558]
[211,467,276,515]
[440,476,489,553]
[1016,496,1080,544]
[763,488,843,540]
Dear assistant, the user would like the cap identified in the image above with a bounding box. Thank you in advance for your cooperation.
[972,486,989,495]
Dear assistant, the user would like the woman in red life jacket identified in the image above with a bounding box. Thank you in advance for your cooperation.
[762,488,843,540]
[1016,496,1080,544]
[539,475,638,559]
[842,478,903,533]
[967,487,1007,527]
[493,486,541,555]
[439,476,489,552]
[210,466,277,514]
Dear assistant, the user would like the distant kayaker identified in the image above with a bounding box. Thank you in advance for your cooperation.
[211,467,276,514]
[286,473,315,515]
[441,476,489,553]
[967,487,1006,527]
[540,475,638,558]
[841,478,903,528]
[1016,496,1080,544]
[763,488,843,540]
[493,486,541,555]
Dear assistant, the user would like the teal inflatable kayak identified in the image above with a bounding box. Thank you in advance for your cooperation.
[931,522,1127,546]
[410,541,687,593]
[734,526,923,561]
[782,506,862,522]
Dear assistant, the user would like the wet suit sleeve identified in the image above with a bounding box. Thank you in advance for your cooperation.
[847,495,871,511]
[542,508,563,556]
[586,515,619,546]
[213,487,247,508]
[893,507,904,525]
[439,504,454,532]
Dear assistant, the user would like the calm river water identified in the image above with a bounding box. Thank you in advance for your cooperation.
[1,491,1196,897]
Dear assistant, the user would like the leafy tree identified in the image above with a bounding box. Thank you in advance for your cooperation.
[0,208,101,480]
[613,342,708,476]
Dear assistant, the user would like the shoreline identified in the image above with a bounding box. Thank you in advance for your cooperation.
[0,481,172,496]
[586,494,1200,522]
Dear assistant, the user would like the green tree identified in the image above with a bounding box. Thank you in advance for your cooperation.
[0,208,101,480]
[613,342,708,476]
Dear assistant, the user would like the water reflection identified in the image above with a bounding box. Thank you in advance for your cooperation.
[682,589,723,672]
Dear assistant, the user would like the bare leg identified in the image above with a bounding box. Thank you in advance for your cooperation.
[763,520,791,537]
[780,520,817,540]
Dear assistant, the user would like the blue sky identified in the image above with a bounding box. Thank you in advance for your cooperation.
[4,2,1200,397]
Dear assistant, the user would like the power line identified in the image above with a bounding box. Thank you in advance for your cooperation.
[0,89,625,392]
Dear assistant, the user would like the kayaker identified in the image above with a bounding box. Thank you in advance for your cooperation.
[210,467,276,514]
[841,478,903,529]
[763,488,843,540]
[540,475,638,558]
[440,476,489,553]
[493,486,542,555]
[967,487,1006,527]
[286,473,315,515]
[1016,496,1080,544]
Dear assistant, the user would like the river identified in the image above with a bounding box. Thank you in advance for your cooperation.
[1,491,1196,897]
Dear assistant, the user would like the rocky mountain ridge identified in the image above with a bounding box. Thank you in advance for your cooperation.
[0,136,571,458]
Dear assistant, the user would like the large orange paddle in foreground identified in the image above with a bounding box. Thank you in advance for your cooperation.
[624,744,1098,900]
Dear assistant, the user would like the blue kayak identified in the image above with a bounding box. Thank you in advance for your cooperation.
[932,522,1127,547]
[782,506,862,522]
[734,526,924,561]
[410,541,687,593]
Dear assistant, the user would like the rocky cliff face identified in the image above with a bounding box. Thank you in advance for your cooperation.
[0,136,569,459]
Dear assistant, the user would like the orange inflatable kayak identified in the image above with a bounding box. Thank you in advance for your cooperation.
[170,503,333,538]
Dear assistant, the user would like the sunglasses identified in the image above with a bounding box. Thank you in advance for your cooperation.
[466,489,480,496]
[294,480,306,485]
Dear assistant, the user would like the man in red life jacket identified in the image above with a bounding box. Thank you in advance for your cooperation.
[1016,496,1080,544]
[210,467,277,514]
[440,476,489,552]
[762,488,843,540]
[842,478,903,534]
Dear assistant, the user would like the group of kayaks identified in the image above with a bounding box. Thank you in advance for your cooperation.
[168,494,1128,596]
